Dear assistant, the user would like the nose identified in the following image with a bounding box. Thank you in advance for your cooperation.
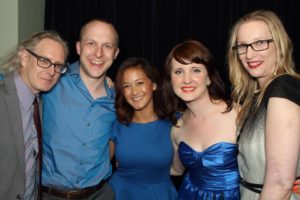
[47,64,56,76]
[183,72,192,84]
[131,85,139,95]
[95,46,103,58]
[245,46,256,59]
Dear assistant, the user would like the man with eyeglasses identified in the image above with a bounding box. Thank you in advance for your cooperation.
[41,19,119,200]
[25,49,68,74]
[0,31,68,200]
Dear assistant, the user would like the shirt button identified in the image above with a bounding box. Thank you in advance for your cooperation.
[87,123,90,126]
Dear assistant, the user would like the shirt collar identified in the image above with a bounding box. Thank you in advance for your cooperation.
[68,60,115,99]
[67,61,80,76]
[103,79,115,99]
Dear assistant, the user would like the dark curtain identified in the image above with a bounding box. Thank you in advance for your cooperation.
[45,0,300,87]
[45,0,300,189]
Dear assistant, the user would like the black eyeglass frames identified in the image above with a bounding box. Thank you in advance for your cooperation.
[232,39,274,55]
[26,49,67,74]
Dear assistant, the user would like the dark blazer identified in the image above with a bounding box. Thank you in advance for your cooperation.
[0,74,30,199]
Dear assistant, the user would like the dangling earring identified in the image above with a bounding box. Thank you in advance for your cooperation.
[273,69,277,76]
[273,64,278,76]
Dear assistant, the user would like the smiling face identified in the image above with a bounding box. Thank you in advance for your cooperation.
[237,20,277,86]
[76,21,119,81]
[122,67,157,113]
[19,38,66,94]
[171,58,210,103]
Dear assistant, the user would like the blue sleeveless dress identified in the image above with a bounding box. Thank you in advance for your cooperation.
[178,142,240,200]
[109,119,178,200]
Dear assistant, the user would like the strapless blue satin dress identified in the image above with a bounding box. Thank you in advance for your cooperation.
[178,142,240,200]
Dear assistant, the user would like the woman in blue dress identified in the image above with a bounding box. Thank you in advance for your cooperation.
[108,57,178,200]
[164,40,241,199]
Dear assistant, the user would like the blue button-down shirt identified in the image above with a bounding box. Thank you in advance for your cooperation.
[42,61,116,189]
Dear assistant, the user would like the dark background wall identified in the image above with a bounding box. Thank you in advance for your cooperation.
[45,0,300,88]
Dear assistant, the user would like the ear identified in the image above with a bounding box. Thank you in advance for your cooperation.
[113,48,120,60]
[206,78,211,86]
[19,49,29,68]
[76,41,81,55]
[153,83,157,91]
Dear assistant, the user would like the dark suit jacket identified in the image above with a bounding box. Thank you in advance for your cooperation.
[0,74,34,199]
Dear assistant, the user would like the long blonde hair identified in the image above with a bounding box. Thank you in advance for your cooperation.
[0,30,69,75]
[227,10,299,126]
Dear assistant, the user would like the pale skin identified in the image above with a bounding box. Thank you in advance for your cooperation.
[261,98,300,199]
[169,59,238,176]
[237,20,300,199]
[76,20,119,99]
[19,38,66,94]
[170,118,185,176]
[236,21,277,86]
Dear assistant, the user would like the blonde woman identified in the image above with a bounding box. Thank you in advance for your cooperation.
[228,10,300,199]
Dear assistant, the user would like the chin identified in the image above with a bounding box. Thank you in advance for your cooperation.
[39,84,55,92]
[132,105,145,111]
[177,94,196,101]
[248,72,262,79]
[88,71,105,79]
[181,95,199,102]
[39,87,51,92]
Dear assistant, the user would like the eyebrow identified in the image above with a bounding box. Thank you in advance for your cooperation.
[237,37,272,43]
[40,55,65,65]
[123,77,147,83]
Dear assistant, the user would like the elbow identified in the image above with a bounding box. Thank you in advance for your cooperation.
[263,174,294,198]
[271,174,294,190]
